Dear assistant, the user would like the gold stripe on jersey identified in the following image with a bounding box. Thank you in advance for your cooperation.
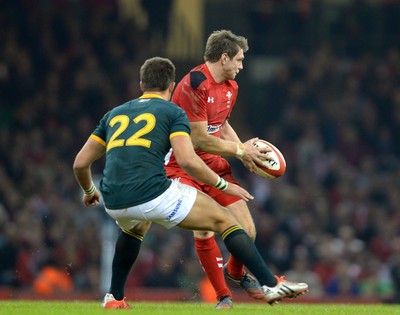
[122,229,144,241]
[170,131,190,139]
[221,225,243,240]
[89,134,106,146]
[140,93,163,99]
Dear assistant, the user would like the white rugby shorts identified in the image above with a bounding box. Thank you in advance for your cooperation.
[104,178,197,230]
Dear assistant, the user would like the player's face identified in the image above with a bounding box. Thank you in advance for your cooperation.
[222,49,245,80]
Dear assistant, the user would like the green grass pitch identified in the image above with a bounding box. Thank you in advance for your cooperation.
[0,301,399,315]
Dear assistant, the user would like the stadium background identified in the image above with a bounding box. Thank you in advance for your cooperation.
[1,0,400,303]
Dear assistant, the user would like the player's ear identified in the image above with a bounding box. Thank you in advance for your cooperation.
[139,81,144,92]
[221,53,228,65]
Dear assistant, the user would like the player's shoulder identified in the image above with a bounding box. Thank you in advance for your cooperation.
[187,64,208,90]
[111,99,133,112]
[103,101,126,120]
[189,71,207,89]
[170,101,188,117]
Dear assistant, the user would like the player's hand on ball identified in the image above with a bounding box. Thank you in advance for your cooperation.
[240,137,274,172]
[252,139,286,179]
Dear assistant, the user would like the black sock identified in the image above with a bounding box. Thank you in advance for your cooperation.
[109,231,143,300]
[222,225,277,287]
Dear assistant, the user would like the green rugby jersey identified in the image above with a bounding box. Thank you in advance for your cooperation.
[90,94,191,209]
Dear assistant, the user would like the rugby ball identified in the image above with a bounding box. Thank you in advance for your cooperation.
[252,139,286,179]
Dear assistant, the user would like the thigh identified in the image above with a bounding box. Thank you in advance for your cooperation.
[178,191,237,234]
[144,179,197,229]
[105,208,144,232]
[227,200,256,239]
[128,221,152,236]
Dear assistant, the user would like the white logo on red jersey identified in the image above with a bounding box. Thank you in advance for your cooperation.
[207,96,214,103]
[226,91,232,107]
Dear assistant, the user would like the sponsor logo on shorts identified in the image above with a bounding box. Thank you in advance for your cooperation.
[167,199,182,221]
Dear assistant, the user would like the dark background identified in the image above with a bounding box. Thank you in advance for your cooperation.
[1,0,400,302]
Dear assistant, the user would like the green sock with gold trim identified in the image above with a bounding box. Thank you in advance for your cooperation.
[222,225,277,287]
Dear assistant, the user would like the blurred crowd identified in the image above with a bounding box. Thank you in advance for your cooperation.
[0,0,400,302]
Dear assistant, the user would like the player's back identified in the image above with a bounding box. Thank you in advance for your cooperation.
[94,96,190,209]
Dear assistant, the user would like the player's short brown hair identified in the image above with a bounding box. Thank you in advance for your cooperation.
[140,57,176,91]
[204,30,249,62]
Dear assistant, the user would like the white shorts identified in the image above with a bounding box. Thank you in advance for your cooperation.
[104,178,197,230]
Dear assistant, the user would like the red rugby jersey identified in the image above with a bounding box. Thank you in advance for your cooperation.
[165,63,238,169]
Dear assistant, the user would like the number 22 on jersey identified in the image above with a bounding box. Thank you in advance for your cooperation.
[106,113,156,151]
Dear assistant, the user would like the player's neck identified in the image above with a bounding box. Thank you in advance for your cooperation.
[206,61,226,83]
[141,90,171,101]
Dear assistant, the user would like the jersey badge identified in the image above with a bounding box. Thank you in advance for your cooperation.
[226,91,232,107]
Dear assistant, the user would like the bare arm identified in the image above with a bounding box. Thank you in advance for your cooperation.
[73,138,105,207]
[171,134,253,201]
[190,120,238,155]
[191,120,271,172]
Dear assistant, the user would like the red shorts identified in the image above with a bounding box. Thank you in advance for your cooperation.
[165,157,241,207]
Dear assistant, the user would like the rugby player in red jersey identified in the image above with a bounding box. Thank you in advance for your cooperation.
[165,30,277,309]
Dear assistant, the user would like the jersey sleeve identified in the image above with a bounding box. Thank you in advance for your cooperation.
[172,71,208,122]
[170,107,191,139]
[89,111,110,146]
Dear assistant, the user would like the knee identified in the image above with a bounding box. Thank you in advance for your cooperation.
[193,230,215,239]
[243,224,256,241]
[131,221,152,236]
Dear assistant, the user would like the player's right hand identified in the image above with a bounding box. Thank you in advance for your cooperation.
[240,137,273,172]
[224,182,254,202]
[83,190,101,207]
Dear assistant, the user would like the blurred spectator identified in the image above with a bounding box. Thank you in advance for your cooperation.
[388,237,400,303]
[1,1,400,302]
[0,205,19,286]
[33,264,73,296]
[285,246,324,298]
[358,255,394,301]
[325,260,360,296]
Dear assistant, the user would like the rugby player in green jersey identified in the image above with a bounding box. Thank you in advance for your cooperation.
[73,57,308,309]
